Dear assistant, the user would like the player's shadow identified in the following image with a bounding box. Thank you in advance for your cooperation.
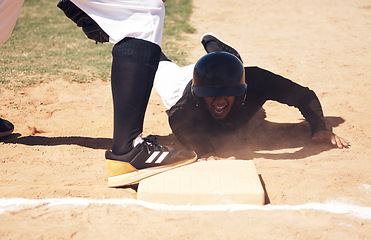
[156,111,346,161]
[1,110,346,161]
[1,135,112,150]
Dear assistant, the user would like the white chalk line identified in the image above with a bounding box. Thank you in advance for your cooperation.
[0,198,370,219]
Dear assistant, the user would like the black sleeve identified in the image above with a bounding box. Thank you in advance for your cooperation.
[168,97,215,157]
[253,67,330,135]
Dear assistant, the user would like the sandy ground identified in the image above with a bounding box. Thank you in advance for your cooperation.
[1,0,371,239]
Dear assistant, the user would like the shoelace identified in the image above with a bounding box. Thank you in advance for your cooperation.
[142,136,167,154]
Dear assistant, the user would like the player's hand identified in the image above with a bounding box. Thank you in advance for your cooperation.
[312,131,350,149]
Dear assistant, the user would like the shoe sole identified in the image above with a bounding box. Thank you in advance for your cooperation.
[200,32,242,62]
[107,156,197,187]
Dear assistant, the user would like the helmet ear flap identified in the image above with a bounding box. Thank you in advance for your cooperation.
[191,83,202,107]
[235,92,247,106]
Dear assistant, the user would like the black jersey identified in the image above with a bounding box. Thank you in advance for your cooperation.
[167,66,329,156]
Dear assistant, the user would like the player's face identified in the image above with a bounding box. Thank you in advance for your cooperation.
[203,96,235,120]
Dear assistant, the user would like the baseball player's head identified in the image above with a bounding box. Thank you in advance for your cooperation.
[192,52,247,120]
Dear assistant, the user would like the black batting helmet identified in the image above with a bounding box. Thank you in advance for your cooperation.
[192,52,246,97]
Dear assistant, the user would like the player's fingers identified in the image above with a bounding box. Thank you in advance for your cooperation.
[333,134,351,148]
[333,135,351,149]
[336,137,344,149]
[339,137,350,148]
[331,134,337,146]
[331,134,342,148]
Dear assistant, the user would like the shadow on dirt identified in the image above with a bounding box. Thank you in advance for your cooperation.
[2,135,112,150]
[2,114,345,160]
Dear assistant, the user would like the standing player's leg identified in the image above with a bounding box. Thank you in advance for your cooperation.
[105,39,197,187]
[108,38,159,156]
[0,0,25,137]
[0,0,24,44]
[58,0,197,187]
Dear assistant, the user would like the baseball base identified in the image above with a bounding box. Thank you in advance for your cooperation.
[137,160,265,205]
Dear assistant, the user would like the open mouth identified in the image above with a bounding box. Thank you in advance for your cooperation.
[213,105,227,115]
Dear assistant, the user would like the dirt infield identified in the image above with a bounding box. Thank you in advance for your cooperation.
[1,0,371,239]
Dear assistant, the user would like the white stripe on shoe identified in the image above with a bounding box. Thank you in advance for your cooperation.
[145,151,170,164]
[145,151,160,163]
[155,152,169,164]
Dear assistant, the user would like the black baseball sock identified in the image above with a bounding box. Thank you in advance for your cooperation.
[110,38,161,156]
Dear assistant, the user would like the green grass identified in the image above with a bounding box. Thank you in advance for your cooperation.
[0,0,194,87]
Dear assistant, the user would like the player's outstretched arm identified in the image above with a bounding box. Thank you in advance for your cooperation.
[312,130,350,149]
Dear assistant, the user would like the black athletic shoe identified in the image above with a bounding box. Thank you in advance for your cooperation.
[0,118,14,138]
[200,32,243,63]
[105,136,197,187]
